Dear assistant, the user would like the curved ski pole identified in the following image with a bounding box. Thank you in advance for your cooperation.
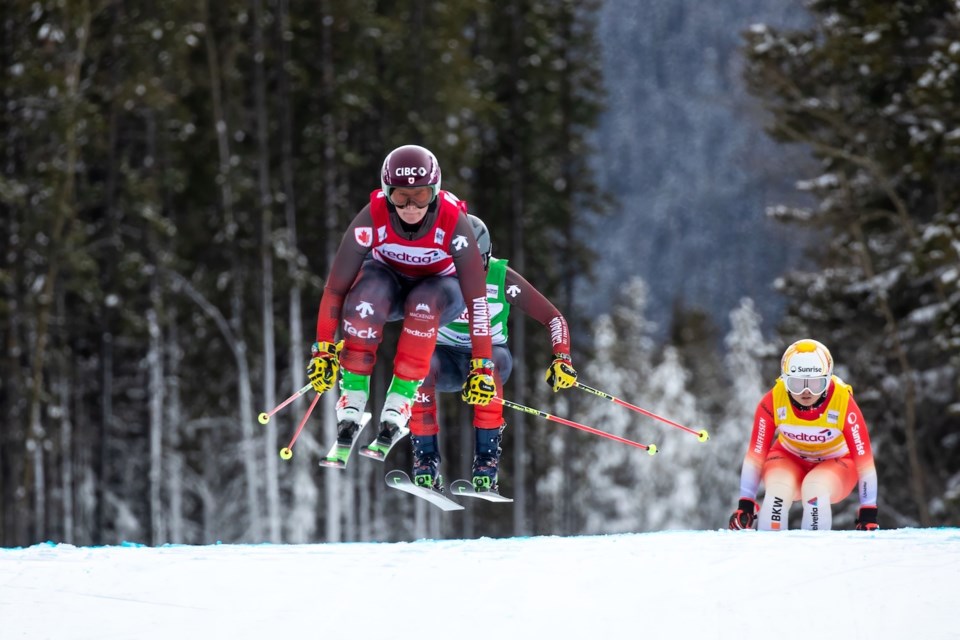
[574,382,710,442]
[258,382,313,425]
[492,397,657,455]
[278,391,321,460]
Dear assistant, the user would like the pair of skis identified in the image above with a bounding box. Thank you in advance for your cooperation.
[316,412,405,469]
[385,470,512,511]
[317,413,510,510]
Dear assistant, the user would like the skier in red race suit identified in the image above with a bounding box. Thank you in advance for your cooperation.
[729,339,879,531]
[307,145,495,488]
[410,215,577,491]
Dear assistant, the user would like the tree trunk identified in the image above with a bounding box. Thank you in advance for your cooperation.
[24,3,93,544]
[320,0,343,543]
[95,35,122,545]
[252,0,280,543]
[201,430,216,543]
[275,0,317,544]
[506,3,530,537]
[166,321,185,543]
[202,0,264,540]
[147,303,165,545]
[97,331,112,546]
[57,290,74,543]
[142,109,167,546]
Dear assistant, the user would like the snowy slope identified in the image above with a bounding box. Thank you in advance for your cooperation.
[2,528,957,639]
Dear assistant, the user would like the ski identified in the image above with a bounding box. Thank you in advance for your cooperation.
[449,479,514,503]
[358,425,410,462]
[384,470,464,512]
[318,412,372,469]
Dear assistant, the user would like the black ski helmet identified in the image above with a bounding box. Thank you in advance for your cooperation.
[467,214,492,270]
[380,145,442,203]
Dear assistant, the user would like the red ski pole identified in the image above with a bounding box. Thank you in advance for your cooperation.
[278,391,321,460]
[574,382,710,442]
[493,397,657,455]
[258,382,313,425]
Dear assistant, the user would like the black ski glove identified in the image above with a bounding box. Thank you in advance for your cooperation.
[728,498,758,530]
[855,506,879,531]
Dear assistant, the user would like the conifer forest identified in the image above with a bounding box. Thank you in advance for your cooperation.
[1,1,958,547]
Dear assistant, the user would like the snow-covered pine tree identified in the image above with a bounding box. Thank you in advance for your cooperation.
[697,298,774,528]
[545,277,657,534]
[743,1,960,526]
[577,315,645,533]
[632,346,703,531]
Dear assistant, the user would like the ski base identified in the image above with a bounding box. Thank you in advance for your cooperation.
[358,425,410,462]
[450,479,514,503]
[384,470,464,511]
[318,412,372,469]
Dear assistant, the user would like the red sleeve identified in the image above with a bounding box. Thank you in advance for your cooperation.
[450,212,492,359]
[745,391,776,464]
[841,396,879,505]
[315,207,373,342]
[504,267,570,356]
[737,390,776,499]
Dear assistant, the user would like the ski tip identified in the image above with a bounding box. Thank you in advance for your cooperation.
[384,470,413,489]
[449,479,513,502]
[450,479,474,494]
[319,458,346,469]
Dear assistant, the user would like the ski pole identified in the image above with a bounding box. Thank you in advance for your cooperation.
[258,382,313,425]
[279,391,320,460]
[493,397,657,455]
[574,382,710,442]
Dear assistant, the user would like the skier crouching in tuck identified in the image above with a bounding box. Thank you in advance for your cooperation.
[729,339,879,531]
[307,145,496,486]
[409,214,578,492]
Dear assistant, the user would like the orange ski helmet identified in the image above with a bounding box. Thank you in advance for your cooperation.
[781,339,833,379]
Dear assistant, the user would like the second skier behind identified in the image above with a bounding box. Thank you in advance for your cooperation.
[407,215,577,492]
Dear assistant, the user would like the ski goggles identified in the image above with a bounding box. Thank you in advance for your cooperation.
[783,375,830,395]
[387,186,433,208]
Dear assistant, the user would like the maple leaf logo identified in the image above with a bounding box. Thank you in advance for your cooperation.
[354,227,373,247]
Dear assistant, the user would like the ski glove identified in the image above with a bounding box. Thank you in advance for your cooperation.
[545,353,577,392]
[307,340,342,394]
[728,498,759,530]
[462,358,496,406]
[855,506,879,531]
